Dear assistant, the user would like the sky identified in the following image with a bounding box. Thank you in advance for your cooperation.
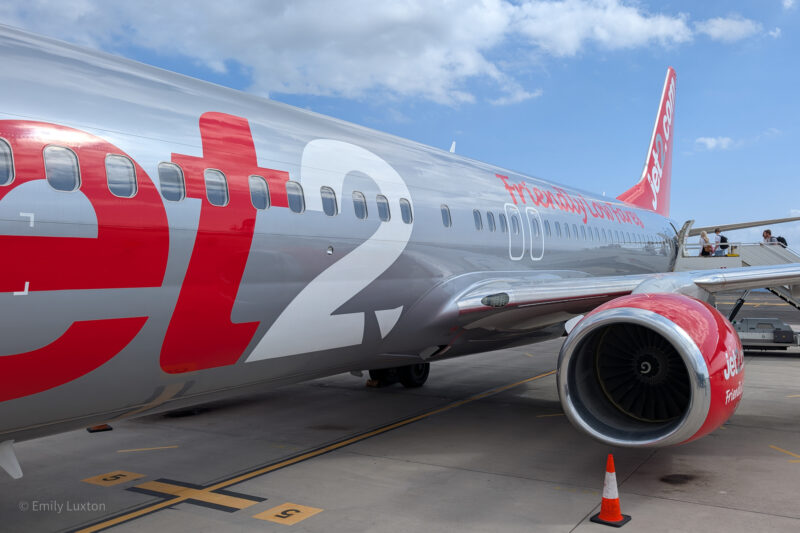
[1,0,797,246]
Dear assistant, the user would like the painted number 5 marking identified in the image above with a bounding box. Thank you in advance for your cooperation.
[246,140,413,361]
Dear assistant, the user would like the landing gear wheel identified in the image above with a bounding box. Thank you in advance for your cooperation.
[368,368,399,387]
[397,363,430,388]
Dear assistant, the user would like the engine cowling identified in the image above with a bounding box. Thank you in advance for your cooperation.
[557,293,744,447]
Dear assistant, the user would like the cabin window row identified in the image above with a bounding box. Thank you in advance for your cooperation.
[461,206,667,246]
[162,162,413,224]
[0,143,413,224]
[0,142,664,245]
[467,209,521,235]
[0,141,142,198]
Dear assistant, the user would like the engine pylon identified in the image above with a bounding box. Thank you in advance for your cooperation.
[590,454,631,527]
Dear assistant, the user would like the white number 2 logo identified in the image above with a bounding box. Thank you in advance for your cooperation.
[246,140,413,361]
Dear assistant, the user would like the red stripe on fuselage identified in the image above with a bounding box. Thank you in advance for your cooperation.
[0,317,147,402]
[159,113,290,373]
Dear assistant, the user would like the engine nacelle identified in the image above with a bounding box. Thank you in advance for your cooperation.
[557,293,744,447]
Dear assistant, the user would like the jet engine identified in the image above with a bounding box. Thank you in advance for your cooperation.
[557,293,744,447]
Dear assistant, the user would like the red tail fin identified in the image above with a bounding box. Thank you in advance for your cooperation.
[617,67,676,217]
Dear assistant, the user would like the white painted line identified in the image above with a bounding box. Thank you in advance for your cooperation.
[19,212,35,227]
[13,281,29,296]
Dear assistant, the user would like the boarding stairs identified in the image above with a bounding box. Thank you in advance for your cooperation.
[673,221,800,311]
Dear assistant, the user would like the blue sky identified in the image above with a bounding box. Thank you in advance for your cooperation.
[1,0,797,245]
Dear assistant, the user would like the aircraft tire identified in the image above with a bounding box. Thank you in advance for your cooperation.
[398,363,430,388]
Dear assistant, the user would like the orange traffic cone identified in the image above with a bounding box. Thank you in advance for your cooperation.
[590,454,631,527]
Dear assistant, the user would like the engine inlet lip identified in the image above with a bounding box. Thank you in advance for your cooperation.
[557,307,711,447]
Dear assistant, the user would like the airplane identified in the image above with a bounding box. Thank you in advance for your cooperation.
[1,24,799,480]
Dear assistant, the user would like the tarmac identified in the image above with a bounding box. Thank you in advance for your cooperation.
[1,291,799,532]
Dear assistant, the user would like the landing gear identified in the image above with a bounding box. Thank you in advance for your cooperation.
[368,363,430,388]
[397,363,430,388]
[368,367,399,386]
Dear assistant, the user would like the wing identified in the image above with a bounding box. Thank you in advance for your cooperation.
[455,263,800,331]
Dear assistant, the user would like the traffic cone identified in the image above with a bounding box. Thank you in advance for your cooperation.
[590,454,631,527]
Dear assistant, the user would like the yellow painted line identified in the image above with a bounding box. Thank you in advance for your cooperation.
[135,480,260,510]
[78,369,556,532]
[253,502,323,525]
[525,353,536,357]
[83,471,146,487]
[790,460,800,463]
[79,499,177,532]
[117,445,179,453]
[207,369,557,491]
[786,395,800,398]
[770,445,800,460]
[536,413,564,418]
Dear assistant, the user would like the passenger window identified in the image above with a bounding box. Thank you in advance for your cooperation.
[614,230,620,243]
[594,228,600,241]
[441,205,452,227]
[573,224,579,239]
[105,154,137,198]
[249,175,270,210]
[544,220,551,237]
[353,191,368,219]
[44,145,80,192]
[376,195,390,221]
[554,222,562,238]
[286,181,305,213]
[564,224,571,239]
[473,209,483,230]
[400,198,413,224]
[511,214,520,235]
[0,138,13,185]
[625,232,631,243]
[499,213,508,233]
[204,169,229,207]
[158,163,185,201]
[486,212,495,232]
[321,186,338,216]
[581,226,587,240]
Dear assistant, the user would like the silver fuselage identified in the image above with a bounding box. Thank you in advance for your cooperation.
[0,26,676,442]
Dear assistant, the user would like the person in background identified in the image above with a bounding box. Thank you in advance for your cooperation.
[763,229,778,244]
[699,230,712,256]
[713,228,724,256]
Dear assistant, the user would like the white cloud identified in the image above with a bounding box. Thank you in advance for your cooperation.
[783,0,795,10]
[695,16,762,42]
[0,1,767,106]
[695,137,735,151]
[0,0,517,105]
[512,0,692,56]
[769,27,782,38]
[757,127,782,140]
[490,87,543,106]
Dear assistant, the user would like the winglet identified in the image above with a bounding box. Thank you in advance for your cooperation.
[617,67,676,217]
[0,440,23,479]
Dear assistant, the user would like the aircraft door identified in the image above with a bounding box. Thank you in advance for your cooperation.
[504,203,525,260]
[526,207,544,260]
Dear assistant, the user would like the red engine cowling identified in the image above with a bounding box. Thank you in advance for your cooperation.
[557,293,744,447]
